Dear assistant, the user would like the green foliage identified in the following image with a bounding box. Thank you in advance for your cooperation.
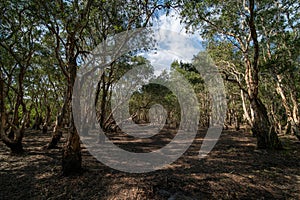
[179,0,300,131]
[1,0,299,133]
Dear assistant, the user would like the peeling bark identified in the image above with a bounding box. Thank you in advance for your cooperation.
[245,0,282,149]
[275,75,300,140]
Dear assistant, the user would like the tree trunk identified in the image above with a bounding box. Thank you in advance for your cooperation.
[46,114,63,149]
[250,98,282,149]
[46,92,69,149]
[31,114,42,130]
[270,102,282,135]
[1,125,25,154]
[0,73,25,154]
[290,92,300,140]
[234,111,240,131]
[46,86,72,149]
[245,0,282,149]
[42,105,51,134]
[62,113,82,176]
[99,72,110,131]
[0,62,27,154]
[275,75,300,140]
[241,90,253,127]
[61,48,82,175]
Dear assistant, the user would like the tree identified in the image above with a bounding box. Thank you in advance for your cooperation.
[177,0,300,149]
[0,0,39,154]
[32,0,100,175]
[258,8,300,139]
[171,61,210,127]
[33,0,166,175]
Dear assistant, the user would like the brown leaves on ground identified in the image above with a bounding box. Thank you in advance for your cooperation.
[0,128,299,199]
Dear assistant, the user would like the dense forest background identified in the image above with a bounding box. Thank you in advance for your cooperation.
[1,0,299,199]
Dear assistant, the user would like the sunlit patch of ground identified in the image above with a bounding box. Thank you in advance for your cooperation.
[0,128,299,199]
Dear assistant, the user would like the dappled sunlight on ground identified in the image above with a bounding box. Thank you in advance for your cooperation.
[1,127,299,199]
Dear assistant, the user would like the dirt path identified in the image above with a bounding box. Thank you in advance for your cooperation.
[1,128,299,199]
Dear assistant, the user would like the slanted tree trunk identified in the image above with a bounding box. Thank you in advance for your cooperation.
[1,121,26,154]
[46,96,67,149]
[275,75,300,139]
[269,102,282,135]
[241,89,254,127]
[42,102,51,134]
[246,0,282,149]
[0,72,26,154]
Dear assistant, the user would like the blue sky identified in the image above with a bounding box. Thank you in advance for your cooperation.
[138,10,204,76]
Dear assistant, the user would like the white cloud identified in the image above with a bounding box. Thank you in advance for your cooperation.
[139,11,203,76]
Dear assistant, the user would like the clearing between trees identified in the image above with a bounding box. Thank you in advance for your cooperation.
[1,127,299,200]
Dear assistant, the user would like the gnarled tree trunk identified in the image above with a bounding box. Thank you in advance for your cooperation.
[250,98,282,149]
[0,72,26,154]
[61,52,82,175]
[1,121,26,154]
[275,75,300,139]
[46,96,68,149]
[245,0,282,149]
[62,112,82,175]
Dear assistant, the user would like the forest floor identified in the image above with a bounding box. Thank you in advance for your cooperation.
[1,127,300,200]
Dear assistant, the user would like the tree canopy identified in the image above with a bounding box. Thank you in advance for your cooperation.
[0,0,299,176]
